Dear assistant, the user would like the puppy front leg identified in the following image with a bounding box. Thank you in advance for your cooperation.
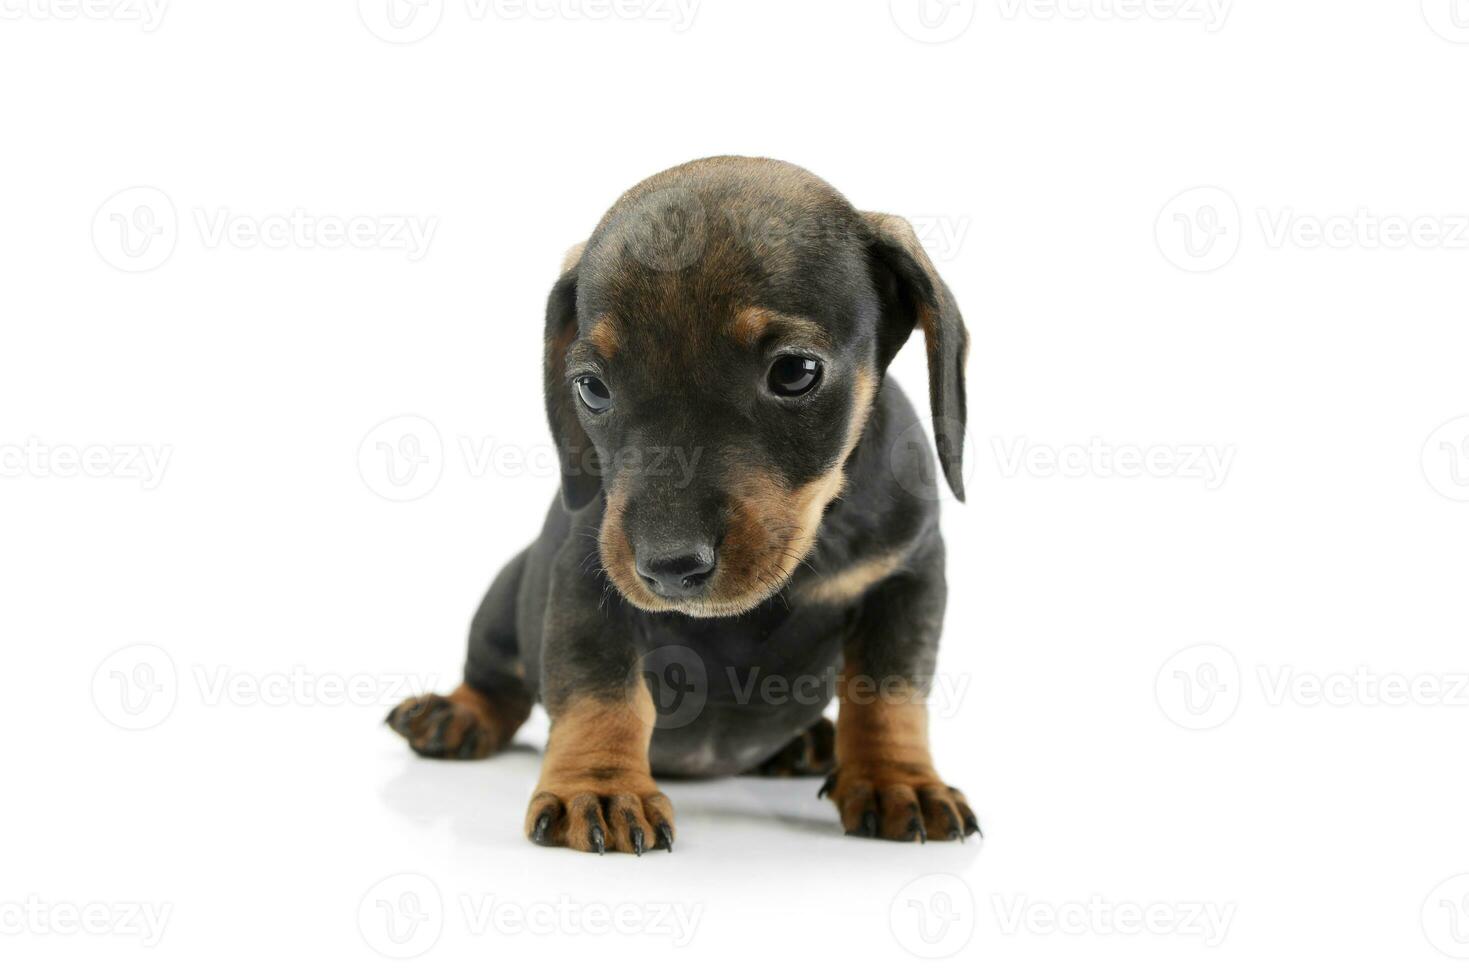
[524,536,674,855]
[822,535,980,842]
[525,682,674,855]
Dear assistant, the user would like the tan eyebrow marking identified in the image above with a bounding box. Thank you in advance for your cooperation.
[587,317,620,359]
[565,339,599,368]
[729,307,830,349]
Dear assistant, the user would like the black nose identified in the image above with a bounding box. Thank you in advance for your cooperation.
[635,543,716,598]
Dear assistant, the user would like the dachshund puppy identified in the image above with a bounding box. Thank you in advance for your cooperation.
[386,156,978,854]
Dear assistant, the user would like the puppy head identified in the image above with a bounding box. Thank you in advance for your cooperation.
[543,157,968,617]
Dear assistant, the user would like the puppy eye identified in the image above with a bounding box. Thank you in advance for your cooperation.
[574,376,612,413]
[767,355,822,397]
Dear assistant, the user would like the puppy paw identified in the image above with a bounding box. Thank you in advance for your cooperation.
[819,767,980,842]
[746,717,836,777]
[385,686,509,760]
[525,778,675,855]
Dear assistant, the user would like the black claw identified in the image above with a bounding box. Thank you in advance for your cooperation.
[532,812,553,845]
[630,826,645,856]
[422,713,450,754]
[847,810,878,838]
[897,809,921,840]
[589,824,606,855]
[456,729,481,759]
[817,772,837,799]
[963,814,981,838]
[384,706,398,726]
[655,822,674,852]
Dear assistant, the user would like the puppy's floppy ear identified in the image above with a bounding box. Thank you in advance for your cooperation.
[543,243,600,510]
[861,212,970,502]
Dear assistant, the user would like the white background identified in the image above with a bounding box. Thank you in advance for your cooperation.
[3,0,1469,975]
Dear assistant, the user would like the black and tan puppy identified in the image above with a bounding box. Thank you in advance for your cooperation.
[386,156,978,853]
